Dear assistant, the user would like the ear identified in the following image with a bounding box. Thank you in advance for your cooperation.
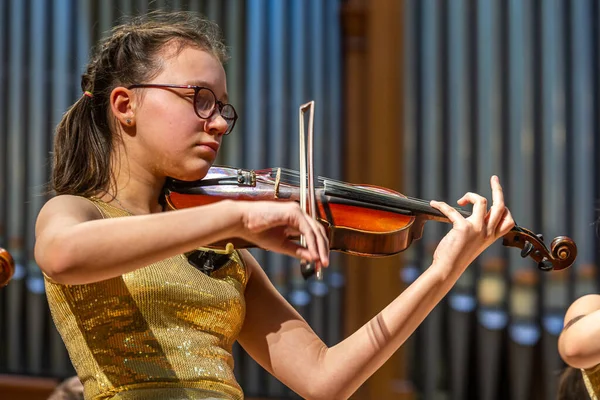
[110,86,136,129]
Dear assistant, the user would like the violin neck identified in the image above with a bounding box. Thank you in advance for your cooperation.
[322,180,471,223]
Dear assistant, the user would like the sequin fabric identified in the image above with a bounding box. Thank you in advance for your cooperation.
[583,365,600,399]
[44,199,247,400]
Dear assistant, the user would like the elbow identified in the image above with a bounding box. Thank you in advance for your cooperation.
[303,368,357,400]
[35,236,79,284]
[559,335,596,369]
[41,263,74,285]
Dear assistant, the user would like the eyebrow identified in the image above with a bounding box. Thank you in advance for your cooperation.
[184,80,229,103]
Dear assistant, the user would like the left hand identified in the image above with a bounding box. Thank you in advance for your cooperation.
[429,175,515,271]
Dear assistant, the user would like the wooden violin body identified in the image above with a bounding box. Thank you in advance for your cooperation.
[166,167,419,257]
[0,247,15,287]
[165,166,577,273]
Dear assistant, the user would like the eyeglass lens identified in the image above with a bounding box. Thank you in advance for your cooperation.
[195,88,236,121]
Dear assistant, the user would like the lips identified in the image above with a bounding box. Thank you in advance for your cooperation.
[197,142,220,153]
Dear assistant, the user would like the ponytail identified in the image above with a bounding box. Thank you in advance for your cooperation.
[52,91,113,196]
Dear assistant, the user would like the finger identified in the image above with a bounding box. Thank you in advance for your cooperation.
[296,215,320,261]
[305,215,330,267]
[301,214,327,266]
[490,175,505,206]
[487,176,507,230]
[283,203,318,260]
[260,229,315,260]
[494,208,515,237]
[282,240,316,261]
[457,192,487,223]
[430,200,465,225]
[285,241,322,264]
[316,218,329,240]
[284,227,301,238]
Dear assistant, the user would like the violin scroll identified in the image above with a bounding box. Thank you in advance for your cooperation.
[0,247,15,288]
[549,236,578,271]
[502,227,577,272]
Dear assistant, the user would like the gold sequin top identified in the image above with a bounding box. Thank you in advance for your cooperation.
[583,365,600,399]
[44,198,247,400]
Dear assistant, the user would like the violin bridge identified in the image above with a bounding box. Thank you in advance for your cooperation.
[274,168,282,199]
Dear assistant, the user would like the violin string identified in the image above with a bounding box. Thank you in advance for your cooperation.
[325,181,445,215]
[274,168,470,216]
[276,168,434,206]
[276,169,430,207]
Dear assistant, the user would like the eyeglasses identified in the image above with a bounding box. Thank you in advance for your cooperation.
[127,84,238,135]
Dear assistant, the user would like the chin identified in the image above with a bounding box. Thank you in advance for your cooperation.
[171,161,213,182]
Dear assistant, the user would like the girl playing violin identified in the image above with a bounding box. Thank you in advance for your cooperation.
[35,10,515,400]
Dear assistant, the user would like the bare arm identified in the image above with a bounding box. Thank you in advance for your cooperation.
[559,294,600,369]
[35,195,328,285]
[238,251,473,400]
[238,176,514,400]
[35,195,244,284]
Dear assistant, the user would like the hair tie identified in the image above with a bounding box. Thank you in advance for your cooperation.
[83,91,93,98]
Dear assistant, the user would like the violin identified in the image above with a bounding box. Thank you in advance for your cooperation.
[0,247,15,287]
[165,101,576,279]
[164,165,577,278]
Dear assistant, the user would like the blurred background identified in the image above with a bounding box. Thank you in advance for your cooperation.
[1,0,599,399]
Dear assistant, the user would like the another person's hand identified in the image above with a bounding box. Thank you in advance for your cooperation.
[430,175,515,270]
[47,376,83,400]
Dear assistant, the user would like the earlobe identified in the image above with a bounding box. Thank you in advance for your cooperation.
[110,86,136,127]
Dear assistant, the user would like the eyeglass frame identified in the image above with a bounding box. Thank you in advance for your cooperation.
[127,84,238,135]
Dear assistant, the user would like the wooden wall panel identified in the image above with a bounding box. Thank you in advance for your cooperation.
[342,1,410,399]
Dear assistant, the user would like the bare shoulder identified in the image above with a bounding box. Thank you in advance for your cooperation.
[36,195,102,234]
[565,294,600,323]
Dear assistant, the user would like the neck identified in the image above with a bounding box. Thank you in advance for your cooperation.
[99,145,166,215]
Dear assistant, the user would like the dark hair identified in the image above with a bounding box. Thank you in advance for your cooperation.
[556,366,589,400]
[52,10,229,196]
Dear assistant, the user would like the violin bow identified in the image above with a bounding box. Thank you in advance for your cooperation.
[298,101,321,280]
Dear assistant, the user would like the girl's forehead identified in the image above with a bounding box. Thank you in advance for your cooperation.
[156,46,226,88]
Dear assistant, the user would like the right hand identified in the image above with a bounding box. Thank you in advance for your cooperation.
[236,201,329,268]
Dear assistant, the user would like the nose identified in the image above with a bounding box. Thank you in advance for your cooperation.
[205,111,229,136]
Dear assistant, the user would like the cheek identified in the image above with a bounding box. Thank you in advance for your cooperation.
[167,116,200,137]
[139,106,199,145]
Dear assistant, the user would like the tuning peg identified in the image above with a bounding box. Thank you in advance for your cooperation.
[521,241,534,258]
[538,259,553,271]
[536,233,544,242]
